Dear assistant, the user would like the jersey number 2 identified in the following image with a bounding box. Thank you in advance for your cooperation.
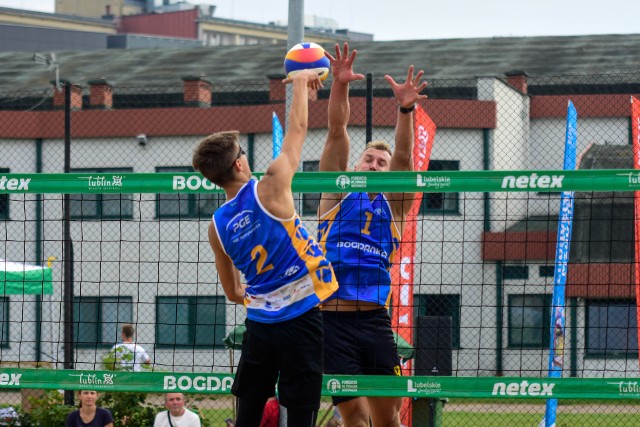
[251,245,274,275]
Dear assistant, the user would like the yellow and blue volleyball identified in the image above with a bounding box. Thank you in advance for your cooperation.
[284,42,330,81]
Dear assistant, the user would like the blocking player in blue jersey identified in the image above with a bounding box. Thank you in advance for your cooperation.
[318,43,428,427]
[192,69,338,427]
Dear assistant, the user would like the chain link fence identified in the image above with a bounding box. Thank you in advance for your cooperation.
[1,71,639,426]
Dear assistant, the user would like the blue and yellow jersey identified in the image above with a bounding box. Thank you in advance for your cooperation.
[213,179,338,323]
[318,192,400,307]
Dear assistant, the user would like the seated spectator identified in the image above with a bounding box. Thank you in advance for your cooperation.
[65,390,114,427]
[153,393,201,427]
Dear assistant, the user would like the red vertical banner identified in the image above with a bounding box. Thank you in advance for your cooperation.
[632,96,640,369]
[390,104,436,427]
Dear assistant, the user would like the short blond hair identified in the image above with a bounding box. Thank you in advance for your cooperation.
[365,140,392,156]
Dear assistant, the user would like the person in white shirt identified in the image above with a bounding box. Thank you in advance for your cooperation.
[153,393,201,427]
[111,324,151,372]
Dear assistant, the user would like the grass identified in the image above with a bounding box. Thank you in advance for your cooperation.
[441,412,640,427]
[194,397,640,426]
[198,402,334,426]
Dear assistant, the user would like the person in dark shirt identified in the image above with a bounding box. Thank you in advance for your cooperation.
[65,390,114,427]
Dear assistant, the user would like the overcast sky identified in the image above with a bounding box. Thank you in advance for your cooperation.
[1,0,639,41]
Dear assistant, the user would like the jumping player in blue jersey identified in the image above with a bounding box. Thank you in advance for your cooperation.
[318,43,428,427]
[192,69,338,427]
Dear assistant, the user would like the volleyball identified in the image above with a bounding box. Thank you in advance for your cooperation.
[284,42,330,81]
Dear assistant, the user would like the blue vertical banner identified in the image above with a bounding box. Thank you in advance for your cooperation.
[272,112,283,159]
[543,101,578,427]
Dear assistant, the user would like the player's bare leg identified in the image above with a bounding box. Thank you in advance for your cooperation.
[337,397,370,427]
[369,396,402,427]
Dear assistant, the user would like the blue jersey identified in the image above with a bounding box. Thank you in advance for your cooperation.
[213,179,338,323]
[318,192,400,307]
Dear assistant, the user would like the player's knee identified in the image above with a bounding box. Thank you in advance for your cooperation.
[339,404,369,427]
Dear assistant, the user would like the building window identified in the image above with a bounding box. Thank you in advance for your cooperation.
[539,266,555,278]
[156,167,225,218]
[0,297,9,347]
[73,296,133,347]
[503,265,529,280]
[301,161,320,216]
[414,294,460,349]
[70,168,133,220]
[508,294,551,348]
[156,296,226,348]
[0,168,8,220]
[420,160,459,215]
[586,299,638,357]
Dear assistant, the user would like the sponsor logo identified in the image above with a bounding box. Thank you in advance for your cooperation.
[492,380,555,397]
[501,173,564,190]
[336,175,367,190]
[415,124,430,171]
[172,175,218,191]
[79,175,124,189]
[327,379,341,393]
[416,174,450,189]
[0,176,31,191]
[68,373,116,389]
[407,379,441,395]
[326,378,358,393]
[283,265,300,276]
[336,175,350,190]
[0,373,21,386]
[617,172,640,189]
[227,210,253,233]
[336,241,387,258]
[164,375,233,392]
[608,381,640,396]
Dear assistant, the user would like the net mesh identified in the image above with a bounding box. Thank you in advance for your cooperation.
[1,71,639,426]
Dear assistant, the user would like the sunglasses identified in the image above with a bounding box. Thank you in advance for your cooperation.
[226,146,246,172]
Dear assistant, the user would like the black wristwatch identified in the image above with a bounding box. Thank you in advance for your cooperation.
[399,104,416,114]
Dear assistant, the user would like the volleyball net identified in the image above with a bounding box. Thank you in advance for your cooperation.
[1,170,640,426]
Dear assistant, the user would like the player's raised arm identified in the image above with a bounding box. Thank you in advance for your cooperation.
[319,43,364,216]
[272,70,323,178]
[385,65,428,172]
[259,70,322,217]
[320,43,365,173]
[385,65,428,223]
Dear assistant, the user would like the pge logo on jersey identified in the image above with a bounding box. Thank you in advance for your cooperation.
[227,210,253,233]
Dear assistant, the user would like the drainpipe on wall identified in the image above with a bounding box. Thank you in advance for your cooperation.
[483,128,491,232]
[496,261,504,376]
[570,297,578,377]
[366,73,373,144]
[35,138,43,363]
[247,133,255,170]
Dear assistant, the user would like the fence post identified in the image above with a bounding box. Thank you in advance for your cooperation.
[62,81,75,406]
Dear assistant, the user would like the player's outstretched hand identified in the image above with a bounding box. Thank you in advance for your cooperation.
[282,69,324,90]
[384,65,428,109]
[326,42,365,84]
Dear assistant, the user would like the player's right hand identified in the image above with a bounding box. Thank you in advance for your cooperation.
[326,42,365,84]
[283,69,324,90]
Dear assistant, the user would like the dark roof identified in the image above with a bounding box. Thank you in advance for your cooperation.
[578,144,633,170]
[2,33,640,92]
[0,6,114,27]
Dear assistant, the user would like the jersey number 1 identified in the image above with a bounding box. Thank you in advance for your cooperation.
[361,211,373,235]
